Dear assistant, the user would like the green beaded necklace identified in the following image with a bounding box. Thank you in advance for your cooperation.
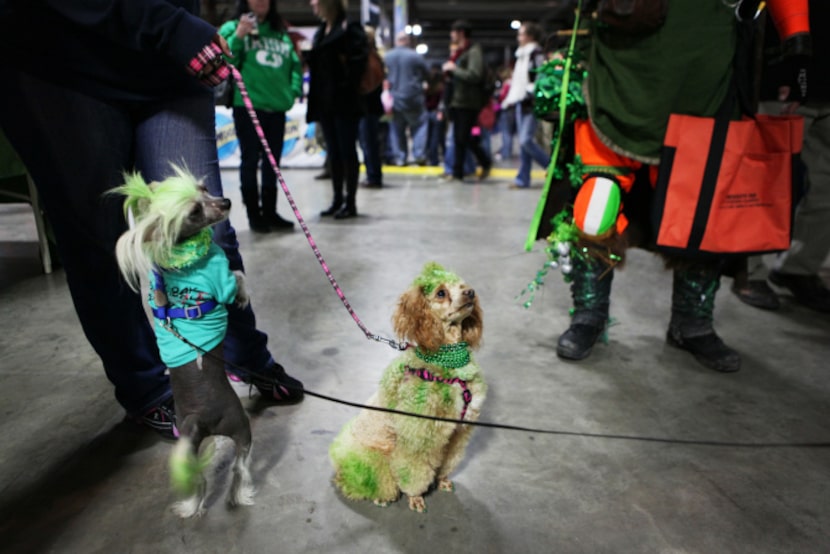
[415,342,470,369]
[158,228,212,269]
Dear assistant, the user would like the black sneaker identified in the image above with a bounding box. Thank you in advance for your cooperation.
[229,362,304,404]
[666,328,741,373]
[768,271,830,312]
[137,397,179,440]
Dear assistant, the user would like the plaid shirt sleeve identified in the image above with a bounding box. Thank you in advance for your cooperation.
[185,42,230,87]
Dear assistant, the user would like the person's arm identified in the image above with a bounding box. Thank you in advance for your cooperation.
[42,0,217,67]
[289,36,304,100]
[218,19,244,67]
[452,45,483,84]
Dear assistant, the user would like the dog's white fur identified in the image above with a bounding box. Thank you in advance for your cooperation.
[330,263,486,512]
[111,168,254,518]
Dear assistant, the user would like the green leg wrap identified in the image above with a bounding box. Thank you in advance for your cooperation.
[670,264,721,337]
[570,255,613,327]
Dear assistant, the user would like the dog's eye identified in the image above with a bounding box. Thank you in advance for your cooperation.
[189,204,203,217]
[436,289,446,298]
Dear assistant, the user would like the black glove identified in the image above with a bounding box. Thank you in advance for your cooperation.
[766,34,812,103]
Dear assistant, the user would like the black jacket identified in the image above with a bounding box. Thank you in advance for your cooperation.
[306,17,368,122]
[0,0,216,102]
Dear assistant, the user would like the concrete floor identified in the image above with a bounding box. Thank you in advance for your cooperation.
[1,165,829,554]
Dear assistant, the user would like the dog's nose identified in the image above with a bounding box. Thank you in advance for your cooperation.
[221,198,231,210]
[464,288,475,299]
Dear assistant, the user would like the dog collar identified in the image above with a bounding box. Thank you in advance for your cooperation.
[414,342,469,369]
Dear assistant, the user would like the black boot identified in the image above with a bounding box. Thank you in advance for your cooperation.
[334,176,358,219]
[241,187,270,233]
[667,264,741,372]
[320,172,344,216]
[261,186,293,230]
[556,256,613,360]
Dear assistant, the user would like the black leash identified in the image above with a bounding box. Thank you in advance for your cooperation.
[163,320,830,449]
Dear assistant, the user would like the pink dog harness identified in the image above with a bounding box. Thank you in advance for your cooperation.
[404,366,473,420]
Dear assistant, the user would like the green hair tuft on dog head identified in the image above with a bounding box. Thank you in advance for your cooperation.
[413,262,461,295]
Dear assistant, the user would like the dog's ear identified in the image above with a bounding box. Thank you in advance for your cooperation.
[461,297,483,349]
[392,287,444,352]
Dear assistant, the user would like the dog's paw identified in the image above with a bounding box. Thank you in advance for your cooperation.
[407,495,427,513]
[171,497,205,518]
[372,499,390,508]
[438,478,455,493]
[233,270,250,309]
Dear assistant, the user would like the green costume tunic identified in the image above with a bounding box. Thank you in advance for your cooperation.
[586,0,738,164]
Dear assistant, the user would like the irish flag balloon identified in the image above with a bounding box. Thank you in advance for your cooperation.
[573,176,621,237]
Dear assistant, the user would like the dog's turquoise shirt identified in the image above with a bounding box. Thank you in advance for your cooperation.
[148,242,237,368]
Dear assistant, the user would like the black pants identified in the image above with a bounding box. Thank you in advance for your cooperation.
[233,107,286,214]
[319,114,360,208]
[451,107,491,179]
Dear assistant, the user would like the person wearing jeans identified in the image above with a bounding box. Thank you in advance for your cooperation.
[502,22,548,188]
[0,0,304,440]
[384,31,430,166]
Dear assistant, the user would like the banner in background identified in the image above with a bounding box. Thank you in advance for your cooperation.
[215,101,327,169]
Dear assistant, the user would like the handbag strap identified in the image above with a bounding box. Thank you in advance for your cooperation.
[685,80,738,250]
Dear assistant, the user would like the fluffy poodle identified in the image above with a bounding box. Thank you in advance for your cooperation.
[329,262,486,513]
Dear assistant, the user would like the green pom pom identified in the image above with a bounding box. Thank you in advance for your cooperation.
[169,438,214,495]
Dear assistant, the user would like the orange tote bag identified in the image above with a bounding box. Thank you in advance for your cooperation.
[652,107,803,259]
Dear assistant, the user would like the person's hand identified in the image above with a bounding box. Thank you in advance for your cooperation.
[236,13,256,39]
[776,87,801,115]
[213,34,232,58]
[442,60,456,73]
[185,36,231,87]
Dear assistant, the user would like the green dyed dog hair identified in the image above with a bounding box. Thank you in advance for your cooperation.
[412,262,461,295]
[108,164,205,290]
[332,451,381,499]
[169,437,215,496]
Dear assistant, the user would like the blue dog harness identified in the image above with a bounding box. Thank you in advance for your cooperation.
[151,268,219,321]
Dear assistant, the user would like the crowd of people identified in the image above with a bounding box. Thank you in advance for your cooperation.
[0,0,826,446]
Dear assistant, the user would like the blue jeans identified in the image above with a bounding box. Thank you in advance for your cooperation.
[499,107,517,160]
[358,114,383,185]
[0,69,274,415]
[391,106,428,163]
[515,104,551,187]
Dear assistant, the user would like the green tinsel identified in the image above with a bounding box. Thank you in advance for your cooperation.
[517,210,579,308]
[413,261,461,295]
[533,54,588,123]
[414,342,470,369]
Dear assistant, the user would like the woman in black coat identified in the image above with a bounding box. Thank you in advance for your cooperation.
[306,0,368,218]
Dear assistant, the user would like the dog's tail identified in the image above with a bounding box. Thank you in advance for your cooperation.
[169,436,215,495]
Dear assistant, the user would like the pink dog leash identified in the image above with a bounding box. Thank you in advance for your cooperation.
[229,67,406,351]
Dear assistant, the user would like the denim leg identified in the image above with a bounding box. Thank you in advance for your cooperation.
[410,108,429,161]
[444,122,456,175]
[359,114,382,184]
[391,110,408,164]
[500,107,516,159]
[135,91,273,374]
[0,69,171,415]
[518,105,551,168]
